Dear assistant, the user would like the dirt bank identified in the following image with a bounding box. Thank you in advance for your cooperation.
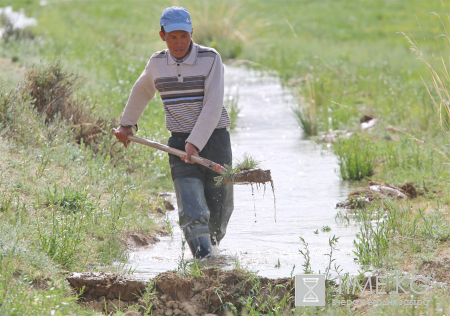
[67,268,294,315]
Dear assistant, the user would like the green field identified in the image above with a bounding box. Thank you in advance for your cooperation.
[2,0,450,314]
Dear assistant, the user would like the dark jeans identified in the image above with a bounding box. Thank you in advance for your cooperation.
[168,128,234,244]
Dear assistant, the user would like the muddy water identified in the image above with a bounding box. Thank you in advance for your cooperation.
[126,66,360,279]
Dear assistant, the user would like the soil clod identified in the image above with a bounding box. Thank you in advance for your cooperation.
[232,168,272,184]
[337,181,418,209]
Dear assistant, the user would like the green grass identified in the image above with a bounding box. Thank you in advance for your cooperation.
[338,198,450,268]
[333,130,450,190]
[0,223,94,315]
[0,62,173,314]
[333,133,376,181]
[235,152,261,171]
[1,0,446,139]
[0,86,167,269]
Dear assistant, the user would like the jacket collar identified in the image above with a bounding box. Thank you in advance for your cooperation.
[167,41,197,65]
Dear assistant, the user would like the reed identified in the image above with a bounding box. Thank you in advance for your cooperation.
[292,75,318,137]
[402,13,450,162]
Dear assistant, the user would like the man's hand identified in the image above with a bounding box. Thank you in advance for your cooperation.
[113,126,134,148]
[181,142,198,164]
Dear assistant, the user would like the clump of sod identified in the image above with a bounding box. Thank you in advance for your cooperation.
[215,153,270,185]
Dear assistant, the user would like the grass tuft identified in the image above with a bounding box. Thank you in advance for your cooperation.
[23,60,117,150]
[292,74,318,137]
[333,133,376,181]
[45,184,94,213]
[235,152,261,171]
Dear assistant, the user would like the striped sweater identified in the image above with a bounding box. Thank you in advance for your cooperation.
[120,41,231,151]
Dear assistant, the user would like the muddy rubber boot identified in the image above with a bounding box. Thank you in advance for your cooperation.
[187,234,213,259]
[205,178,234,245]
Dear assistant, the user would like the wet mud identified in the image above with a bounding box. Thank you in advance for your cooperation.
[125,231,161,248]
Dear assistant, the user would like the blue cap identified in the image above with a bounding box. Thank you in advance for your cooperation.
[160,6,192,33]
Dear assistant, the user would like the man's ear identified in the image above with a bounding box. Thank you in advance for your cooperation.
[159,31,166,41]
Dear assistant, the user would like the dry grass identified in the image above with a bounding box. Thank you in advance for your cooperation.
[182,0,265,59]
[402,14,450,161]
[190,1,244,41]
[24,62,83,120]
[22,61,116,149]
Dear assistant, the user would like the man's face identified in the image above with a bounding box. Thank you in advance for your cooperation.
[159,30,193,60]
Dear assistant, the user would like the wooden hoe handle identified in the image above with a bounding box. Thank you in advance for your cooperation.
[112,129,227,175]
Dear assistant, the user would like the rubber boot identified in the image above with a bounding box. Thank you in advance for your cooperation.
[187,234,213,259]
[205,178,234,246]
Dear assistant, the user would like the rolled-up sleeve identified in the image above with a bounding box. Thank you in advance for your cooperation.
[119,59,156,126]
[186,53,224,151]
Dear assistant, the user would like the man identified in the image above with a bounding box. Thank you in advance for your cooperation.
[114,6,233,259]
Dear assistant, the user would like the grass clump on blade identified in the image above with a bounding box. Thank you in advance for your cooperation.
[215,153,262,185]
[235,152,261,171]
[333,133,376,181]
